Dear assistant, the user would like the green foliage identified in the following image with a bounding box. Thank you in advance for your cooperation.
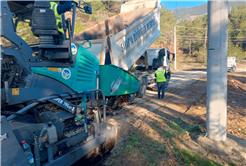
[179,148,223,166]
[176,4,246,61]
[163,121,187,139]
[173,118,201,133]
[16,21,38,44]
[74,20,87,34]
[156,5,177,47]
[228,41,246,61]
[187,125,200,132]
[101,1,121,13]
[131,142,142,147]
[130,66,136,72]
[177,15,207,56]
[228,4,246,61]
[229,163,237,166]
[129,135,140,142]
[87,1,121,23]
[89,1,106,13]
[196,47,207,62]
[160,5,177,32]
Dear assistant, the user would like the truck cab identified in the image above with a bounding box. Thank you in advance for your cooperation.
[135,48,175,88]
[227,57,237,72]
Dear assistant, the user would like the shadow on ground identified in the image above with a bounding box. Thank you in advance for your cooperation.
[103,73,246,166]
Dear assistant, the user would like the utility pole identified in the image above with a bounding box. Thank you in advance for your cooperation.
[203,28,207,62]
[189,33,192,56]
[174,25,176,70]
[204,28,207,50]
[207,1,228,141]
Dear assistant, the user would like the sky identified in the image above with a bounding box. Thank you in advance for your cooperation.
[160,1,207,10]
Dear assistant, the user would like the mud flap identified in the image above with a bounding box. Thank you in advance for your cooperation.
[136,75,148,98]
[166,71,171,88]
[1,116,30,166]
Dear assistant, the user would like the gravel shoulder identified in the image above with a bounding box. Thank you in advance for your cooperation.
[102,63,246,166]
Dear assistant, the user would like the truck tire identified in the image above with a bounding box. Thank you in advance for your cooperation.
[107,97,117,106]
[129,94,135,102]
[233,65,236,71]
[136,76,147,98]
[166,71,171,88]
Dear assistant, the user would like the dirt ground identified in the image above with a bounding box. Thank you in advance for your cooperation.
[102,62,246,166]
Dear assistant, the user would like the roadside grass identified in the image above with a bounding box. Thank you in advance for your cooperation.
[173,117,202,132]
[105,116,225,166]
[178,148,222,166]
[240,130,246,134]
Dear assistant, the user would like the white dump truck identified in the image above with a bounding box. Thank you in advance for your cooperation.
[74,0,161,97]
[135,48,175,88]
[227,57,237,72]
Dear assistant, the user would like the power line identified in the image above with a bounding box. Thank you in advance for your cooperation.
[228,37,246,38]
[176,25,246,31]
[177,35,246,39]
[177,26,207,30]
[228,29,246,31]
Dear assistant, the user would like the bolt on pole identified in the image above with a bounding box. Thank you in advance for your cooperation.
[174,25,176,70]
[206,0,228,141]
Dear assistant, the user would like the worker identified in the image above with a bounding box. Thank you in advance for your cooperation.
[155,64,167,99]
[50,1,72,45]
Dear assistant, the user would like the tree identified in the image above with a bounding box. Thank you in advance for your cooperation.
[177,15,207,57]
[156,5,177,49]
[228,4,246,60]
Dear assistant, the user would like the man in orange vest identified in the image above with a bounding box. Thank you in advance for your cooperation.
[155,64,167,99]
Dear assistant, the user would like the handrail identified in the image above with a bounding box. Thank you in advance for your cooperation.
[7,89,107,123]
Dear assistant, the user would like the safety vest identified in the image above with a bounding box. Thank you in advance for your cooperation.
[50,2,64,34]
[155,69,166,82]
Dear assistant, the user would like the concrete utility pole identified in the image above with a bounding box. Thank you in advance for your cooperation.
[174,25,176,70]
[207,1,228,141]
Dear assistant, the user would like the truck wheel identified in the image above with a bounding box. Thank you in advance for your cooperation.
[129,94,135,102]
[233,66,236,71]
[107,97,116,106]
[136,76,147,98]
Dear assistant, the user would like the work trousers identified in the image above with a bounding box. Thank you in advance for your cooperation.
[157,82,166,99]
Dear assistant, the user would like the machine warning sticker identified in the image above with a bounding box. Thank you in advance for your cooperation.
[48,68,59,72]
[71,43,77,55]
[12,88,19,95]
[62,68,71,80]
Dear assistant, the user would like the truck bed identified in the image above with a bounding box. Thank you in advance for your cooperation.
[75,1,161,71]
[74,8,154,41]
